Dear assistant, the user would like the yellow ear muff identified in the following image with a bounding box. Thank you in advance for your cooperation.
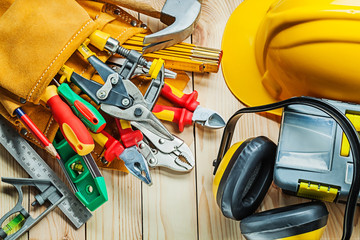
[214,136,277,220]
[213,141,243,202]
[240,201,329,240]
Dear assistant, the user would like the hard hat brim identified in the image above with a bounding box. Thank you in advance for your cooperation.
[221,0,282,116]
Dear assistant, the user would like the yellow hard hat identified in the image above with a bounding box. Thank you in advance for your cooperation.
[222,0,360,116]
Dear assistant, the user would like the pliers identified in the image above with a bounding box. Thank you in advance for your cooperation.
[116,119,194,172]
[91,130,152,185]
[152,82,226,132]
[72,40,172,140]
[73,38,195,171]
[131,121,194,171]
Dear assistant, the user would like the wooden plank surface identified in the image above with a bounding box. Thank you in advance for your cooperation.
[1,0,360,240]
[138,14,198,240]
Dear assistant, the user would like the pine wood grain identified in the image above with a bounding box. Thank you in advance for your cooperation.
[193,0,360,239]
[1,1,359,239]
[86,170,142,240]
[139,14,198,240]
[193,1,244,239]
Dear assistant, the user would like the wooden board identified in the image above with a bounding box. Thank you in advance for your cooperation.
[0,0,359,239]
[138,13,198,240]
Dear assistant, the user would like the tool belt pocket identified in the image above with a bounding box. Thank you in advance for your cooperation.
[0,0,148,147]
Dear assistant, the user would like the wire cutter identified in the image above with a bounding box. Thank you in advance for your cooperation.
[152,82,226,132]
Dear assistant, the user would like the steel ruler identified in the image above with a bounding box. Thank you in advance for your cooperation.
[0,117,92,228]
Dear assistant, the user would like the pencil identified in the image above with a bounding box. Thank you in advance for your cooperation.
[15,107,60,159]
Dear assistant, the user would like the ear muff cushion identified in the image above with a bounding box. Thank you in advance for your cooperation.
[217,136,277,220]
[240,201,329,240]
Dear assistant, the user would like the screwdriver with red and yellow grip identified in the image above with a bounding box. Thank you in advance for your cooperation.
[41,85,94,156]
[152,82,225,132]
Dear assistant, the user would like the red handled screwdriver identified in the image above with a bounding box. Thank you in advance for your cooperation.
[41,85,94,156]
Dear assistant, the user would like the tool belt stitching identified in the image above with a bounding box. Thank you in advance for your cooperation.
[44,116,55,137]
[27,19,95,101]
[114,27,132,42]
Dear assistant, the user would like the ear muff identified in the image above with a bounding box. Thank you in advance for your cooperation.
[214,97,360,239]
[240,201,329,240]
[213,136,277,220]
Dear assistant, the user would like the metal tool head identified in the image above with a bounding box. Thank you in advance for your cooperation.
[120,146,152,185]
[143,0,202,53]
[192,106,226,129]
[100,80,174,140]
[131,121,195,172]
[140,138,194,172]
[172,141,195,171]
[148,137,194,171]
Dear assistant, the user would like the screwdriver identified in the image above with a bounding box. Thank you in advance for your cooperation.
[41,85,94,156]
[55,79,106,133]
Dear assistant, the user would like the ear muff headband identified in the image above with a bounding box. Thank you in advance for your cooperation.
[213,96,360,240]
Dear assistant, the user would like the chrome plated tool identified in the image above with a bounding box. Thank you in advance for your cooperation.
[0,117,92,228]
[72,41,172,140]
[116,118,192,172]
[132,121,194,171]
[0,178,64,240]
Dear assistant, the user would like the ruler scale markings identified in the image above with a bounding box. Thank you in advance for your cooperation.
[0,117,92,228]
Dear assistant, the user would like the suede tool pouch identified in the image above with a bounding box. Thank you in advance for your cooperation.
[0,0,147,172]
[0,0,190,172]
[0,0,97,144]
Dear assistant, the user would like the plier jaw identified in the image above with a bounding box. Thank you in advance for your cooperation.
[120,146,152,185]
[92,130,152,185]
[132,121,195,172]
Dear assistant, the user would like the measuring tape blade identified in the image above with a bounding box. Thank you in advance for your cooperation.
[0,117,92,228]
